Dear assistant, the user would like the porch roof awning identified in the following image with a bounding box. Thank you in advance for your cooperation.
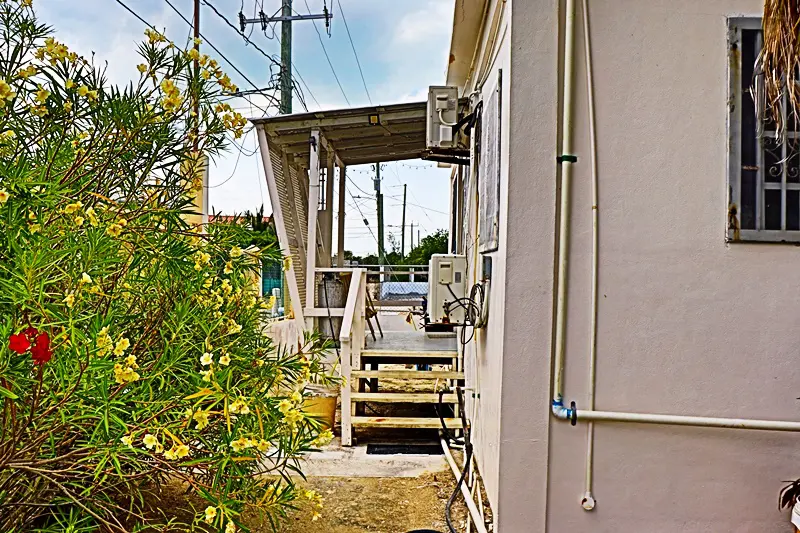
[250,101,428,167]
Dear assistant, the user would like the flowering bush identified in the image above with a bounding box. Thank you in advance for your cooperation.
[0,2,334,531]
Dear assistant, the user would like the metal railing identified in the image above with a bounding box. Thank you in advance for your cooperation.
[360,264,429,308]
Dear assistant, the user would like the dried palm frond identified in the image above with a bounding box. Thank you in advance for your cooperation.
[759,0,800,140]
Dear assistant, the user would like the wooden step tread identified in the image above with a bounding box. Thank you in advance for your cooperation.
[351,416,463,428]
[351,370,464,380]
[351,392,458,403]
[361,350,458,358]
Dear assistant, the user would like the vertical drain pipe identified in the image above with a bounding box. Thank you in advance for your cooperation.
[552,0,577,419]
[580,0,599,512]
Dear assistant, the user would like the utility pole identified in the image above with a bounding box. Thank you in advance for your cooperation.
[240,2,331,114]
[410,221,414,250]
[400,184,407,258]
[374,163,385,267]
[193,0,200,144]
[279,0,292,114]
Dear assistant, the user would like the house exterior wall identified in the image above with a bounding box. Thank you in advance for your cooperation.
[457,0,800,531]
[455,0,513,513]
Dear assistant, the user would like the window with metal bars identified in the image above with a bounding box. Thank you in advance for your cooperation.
[729,18,800,241]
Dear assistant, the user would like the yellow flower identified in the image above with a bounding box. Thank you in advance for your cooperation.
[0,189,9,203]
[187,48,200,61]
[63,101,72,112]
[113,363,140,384]
[29,223,41,233]
[86,207,98,226]
[64,201,82,214]
[136,63,147,74]
[106,223,123,237]
[80,272,92,284]
[278,399,292,415]
[0,81,15,102]
[74,215,84,226]
[87,90,98,102]
[223,261,233,274]
[312,511,322,521]
[203,505,217,524]
[225,522,236,533]
[219,354,231,366]
[312,429,334,447]
[21,0,32,7]
[142,433,158,450]
[144,28,167,44]
[256,439,270,452]
[63,292,75,308]
[124,354,137,368]
[96,327,113,356]
[200,369,213,382]
[193,37,203,46]
[164,447,177,460]
[77,85,89,97]
[201,69,211,80]
[193,410,210,430]
[65,79,74,89]
[17,65,36,79]
[113,337,130,356]
[230,437,249,452]
[120,435,133,446]
[175,444,190,458]
[229,246,243,258]
[291,390,302,404]
[155,443,164,454]
[35,85,50,104]
[200,352,213,366]
[229,398,250,415]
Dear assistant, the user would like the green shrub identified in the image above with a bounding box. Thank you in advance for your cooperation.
[0,2,333,531]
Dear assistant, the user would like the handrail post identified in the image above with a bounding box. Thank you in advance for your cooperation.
[340,334,353,446]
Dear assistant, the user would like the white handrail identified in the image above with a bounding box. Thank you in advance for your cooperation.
[336,268,366,446]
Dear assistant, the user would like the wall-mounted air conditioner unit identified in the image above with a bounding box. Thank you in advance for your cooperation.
[426,86,459,149]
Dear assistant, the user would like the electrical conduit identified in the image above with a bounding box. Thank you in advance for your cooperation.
[551,0,800,512]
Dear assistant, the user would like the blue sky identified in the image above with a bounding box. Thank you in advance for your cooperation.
[35,0,455,256]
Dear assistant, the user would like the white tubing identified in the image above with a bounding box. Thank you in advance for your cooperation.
[552,0,577,412]
[581,0,599,513]
[570,409,800,432]
[440,437,489,533]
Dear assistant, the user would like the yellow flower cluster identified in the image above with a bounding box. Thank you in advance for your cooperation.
[96,326,114,356]
[230,436,269,453]
[312,428,334,448]
[305,489,324,521]
[0,80,16,108]
[164,443,190,460]
[193,409,211,430]
[106,217,127,237]
[222,111,248,139]
[144,28,167,45]
[160,78,183,113]
[278,394,304,429]
[203,506,217,525]
[76,84,98,102]
[16,64,36,79]
[194,250,211,271]
[229,398,250,415]
[35,37,76,64]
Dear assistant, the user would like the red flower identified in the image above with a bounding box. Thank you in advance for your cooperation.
[30,332,51,366]
[8,333,30,354]
[23,327,38,340]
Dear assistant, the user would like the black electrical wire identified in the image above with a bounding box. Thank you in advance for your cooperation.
[444,387,472,533]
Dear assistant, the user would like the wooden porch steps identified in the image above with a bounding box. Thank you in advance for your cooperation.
[351,416,463,429]
[351,392,458,403]
[351,370,464,380]
[362,349,458,359]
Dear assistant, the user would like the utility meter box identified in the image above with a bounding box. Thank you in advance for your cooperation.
[426,86,459,149]
[427,254,467,326]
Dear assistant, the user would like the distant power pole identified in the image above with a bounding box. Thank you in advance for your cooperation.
[239,1,331,114]
[400,184,407,257]
[374,164,385,266]
[410,221,414,250]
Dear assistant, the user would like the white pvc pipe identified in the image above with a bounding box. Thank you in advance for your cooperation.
[572,409,800,432]
[440,437,489,533]
[552,0,577,413]
[581,0,599,513]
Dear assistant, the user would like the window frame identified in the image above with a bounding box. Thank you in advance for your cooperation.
[727,16,800,243]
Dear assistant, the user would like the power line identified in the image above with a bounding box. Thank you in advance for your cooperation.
[203,0,321,111]
[301,0,351,105]
[335,0,371,104]
[161,0,276,113]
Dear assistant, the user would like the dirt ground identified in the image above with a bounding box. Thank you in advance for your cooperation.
[251,473,468,533]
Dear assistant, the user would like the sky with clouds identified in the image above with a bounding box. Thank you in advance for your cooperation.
[35,0,455,256]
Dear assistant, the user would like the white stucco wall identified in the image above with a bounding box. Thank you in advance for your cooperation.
[495,0,800,531]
